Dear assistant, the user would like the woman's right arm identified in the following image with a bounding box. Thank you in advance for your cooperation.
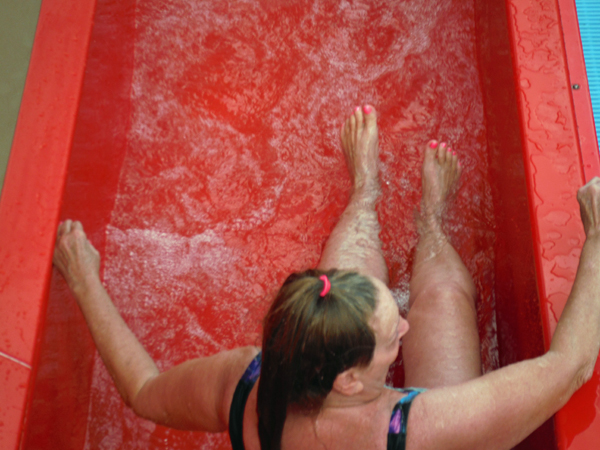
[406,177,600,450]
[53,220,258,432]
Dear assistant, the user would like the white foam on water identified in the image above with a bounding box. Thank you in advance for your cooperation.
[86,0,500,446]
[390,282,411,317]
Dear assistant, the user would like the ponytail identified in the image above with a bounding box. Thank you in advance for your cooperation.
[257,270,377,450]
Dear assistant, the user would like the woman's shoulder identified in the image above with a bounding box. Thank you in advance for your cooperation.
[385,386,419,406]
[221,345,261,400]
[227,345,261,376]
[278,389,404,450]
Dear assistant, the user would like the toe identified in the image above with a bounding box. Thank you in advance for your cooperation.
[340,121,348,148]
[349,114,357,146]
[437,141,447,163]
[363,104,377,129]
[446,148,453,168]
[450,148,458,170]
[424,140,437,163]
[354,106,364,137]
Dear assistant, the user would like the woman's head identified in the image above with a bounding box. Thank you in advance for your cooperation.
[257,269,379,450]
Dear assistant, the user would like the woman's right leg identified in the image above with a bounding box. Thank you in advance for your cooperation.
[402,141,482,388]
[317,105,388,285]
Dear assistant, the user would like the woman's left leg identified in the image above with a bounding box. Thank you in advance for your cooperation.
[402,142,481,388]
[317,105,388,284]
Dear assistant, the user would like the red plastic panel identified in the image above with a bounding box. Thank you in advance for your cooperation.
[0,0,96,449]
[22,0,136,448]
[556,0,600,448]
[0,357,31,450]
[505,0,586,343]
[505,0,600,448]
[557,0,600,182]
[475,0,555,447]
[0,0,96,365]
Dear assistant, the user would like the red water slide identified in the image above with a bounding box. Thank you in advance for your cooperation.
[0,0,598,449]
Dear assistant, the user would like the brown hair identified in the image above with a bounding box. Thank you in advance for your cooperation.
[257,269,378,450]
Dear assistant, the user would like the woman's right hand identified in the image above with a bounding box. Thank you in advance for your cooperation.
[577,177,600,238]
[53,220,101,296]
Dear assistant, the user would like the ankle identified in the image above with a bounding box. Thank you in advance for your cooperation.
[353,175,380,194]
[418,205,443,231]
[350,185,380,207]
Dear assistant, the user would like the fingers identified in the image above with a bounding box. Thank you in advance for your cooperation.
[577,178,600,237]
[53,219,101,290]
[55,220,89,256]
[56,221,68,248]
[57,219,71,237]
[578,178,600,205]
[582,177,600,192]
[57,220,85,237]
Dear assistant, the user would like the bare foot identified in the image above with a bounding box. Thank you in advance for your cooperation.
[340,105,380,193]
[420,140,462,230]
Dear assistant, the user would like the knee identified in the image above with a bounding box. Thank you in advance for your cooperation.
[409,283,477,315]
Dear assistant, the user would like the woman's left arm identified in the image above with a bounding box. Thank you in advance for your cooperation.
[53,220,257,431]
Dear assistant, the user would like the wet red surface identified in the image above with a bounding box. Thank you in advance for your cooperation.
[16,0,596,449]
[81,1,497,448]
[0,358,31,450]
[504,0,600,448]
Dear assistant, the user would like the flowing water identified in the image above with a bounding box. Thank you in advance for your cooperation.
[85,1,497,448]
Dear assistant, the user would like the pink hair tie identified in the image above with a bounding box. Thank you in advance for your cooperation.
[319,275,331,297]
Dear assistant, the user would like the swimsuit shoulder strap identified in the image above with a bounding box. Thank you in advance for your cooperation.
[229,352,262,450]
[387,388,426,450]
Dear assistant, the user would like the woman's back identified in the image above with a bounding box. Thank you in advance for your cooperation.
[243,383,407,450]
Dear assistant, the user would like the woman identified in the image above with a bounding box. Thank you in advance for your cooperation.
[54,105,600,450]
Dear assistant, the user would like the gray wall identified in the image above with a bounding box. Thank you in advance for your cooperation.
[0,0,42,196]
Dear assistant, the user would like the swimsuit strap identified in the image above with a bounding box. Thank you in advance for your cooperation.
[229,355,424,450]
[229,352,262,450]
[387,388,426,450]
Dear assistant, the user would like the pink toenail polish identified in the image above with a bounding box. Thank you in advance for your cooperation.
[364,105,372,114]
[355,106,361,112]
[429,141,438,148]
[453,151,456,156]
[440,142,447,149]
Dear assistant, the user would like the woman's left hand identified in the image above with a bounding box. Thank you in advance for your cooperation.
[53,220,101,296]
